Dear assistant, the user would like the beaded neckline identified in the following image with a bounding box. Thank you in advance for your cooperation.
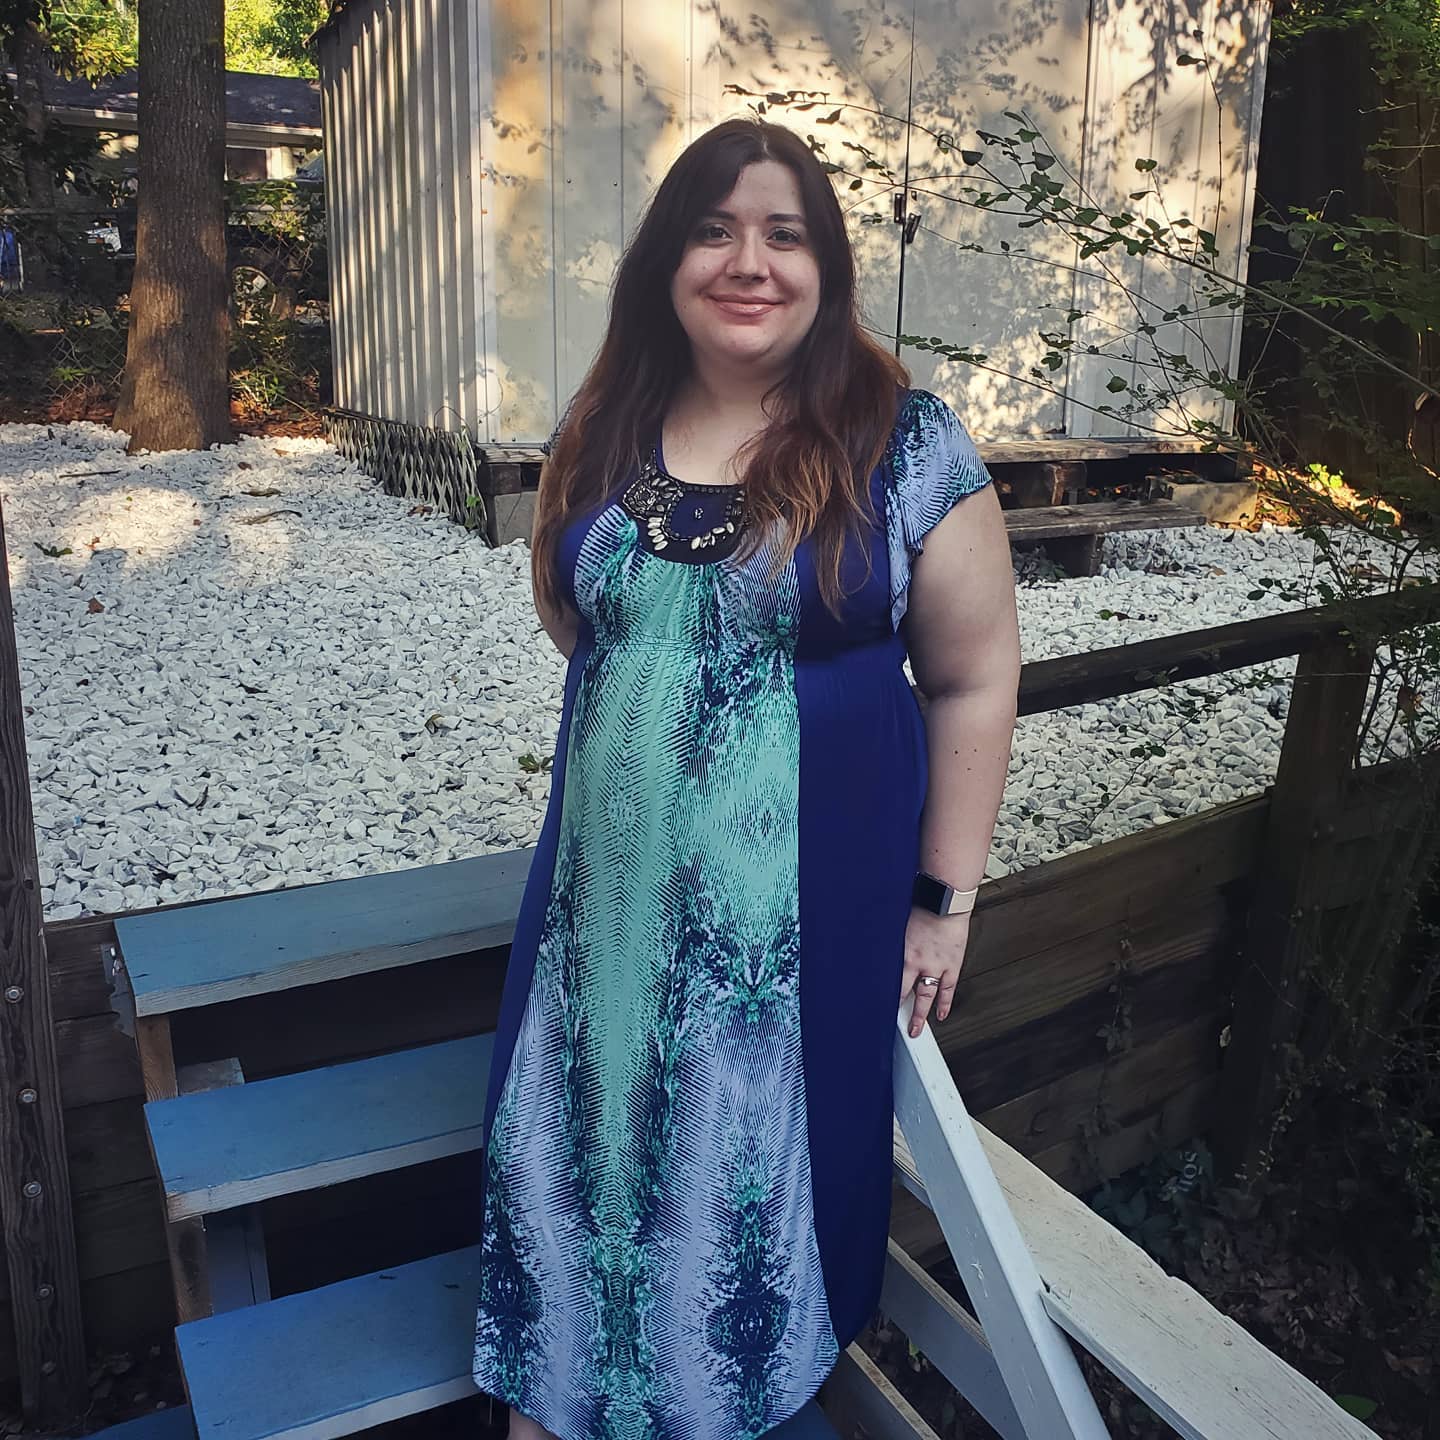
[619,446,748,561]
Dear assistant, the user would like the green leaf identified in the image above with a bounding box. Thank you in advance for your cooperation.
[848,178,863,190]
[960,149,984,165]
[1135,157,1158,172]
[1033,152,1056,170]
[1106,375,1129,393]
[1333,1396,1379,1421]
[820,109,842,123]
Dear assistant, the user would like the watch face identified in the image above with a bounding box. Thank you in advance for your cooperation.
[913,872,950,914]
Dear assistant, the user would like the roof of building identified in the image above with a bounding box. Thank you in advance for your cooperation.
[8,67,322,137]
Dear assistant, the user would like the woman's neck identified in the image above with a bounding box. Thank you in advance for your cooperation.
[675,355,785,424]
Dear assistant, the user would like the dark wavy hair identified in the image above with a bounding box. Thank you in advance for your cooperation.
[531,117,909,621]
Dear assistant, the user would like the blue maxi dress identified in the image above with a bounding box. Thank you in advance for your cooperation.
[471,388,994,1440]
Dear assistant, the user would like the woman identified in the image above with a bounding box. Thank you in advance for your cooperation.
[472,118,1020,1440]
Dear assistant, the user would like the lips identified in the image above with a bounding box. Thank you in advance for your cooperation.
[707,296,780,318]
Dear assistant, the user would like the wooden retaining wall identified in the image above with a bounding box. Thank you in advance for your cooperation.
[0,750,1419,1381]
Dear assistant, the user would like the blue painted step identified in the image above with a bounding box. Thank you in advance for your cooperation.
[116,849,534,1017]
[84,1404,197,1440]
[146,1035,494,1220]
[176,1246,841,1440]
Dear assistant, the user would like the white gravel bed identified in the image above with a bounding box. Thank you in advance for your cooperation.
[0,421,1431,921]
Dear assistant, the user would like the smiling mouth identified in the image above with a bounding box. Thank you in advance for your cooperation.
[708,296,780,317]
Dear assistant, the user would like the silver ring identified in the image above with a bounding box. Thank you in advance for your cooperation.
[917,976,940,988]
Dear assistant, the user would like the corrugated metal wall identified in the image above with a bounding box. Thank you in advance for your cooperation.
[318,0,494,432]
[317,0,1271,447]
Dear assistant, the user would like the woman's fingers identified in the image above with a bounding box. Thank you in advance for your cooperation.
[908,976,938,1037]
[935,973,960,1023]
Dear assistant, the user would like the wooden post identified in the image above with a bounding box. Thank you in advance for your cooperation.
[0,502,86,1422]
[1214,633,1376,1187]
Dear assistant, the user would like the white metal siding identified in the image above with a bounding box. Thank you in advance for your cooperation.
[318,0,1270,445]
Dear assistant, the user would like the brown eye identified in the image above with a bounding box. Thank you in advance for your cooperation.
[695,223,729,242]
[770,228,804,246]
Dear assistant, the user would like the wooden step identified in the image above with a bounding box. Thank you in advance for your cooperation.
[1003,497,1205,542]
[116,850,532,1017]
[176,1245,842,1440]
[147,1035,494,1221]
[84,1404,198,1440]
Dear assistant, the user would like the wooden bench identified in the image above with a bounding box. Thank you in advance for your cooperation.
[477,445,1208,571]
[104,850,1379,1440]
[1002,497,1206,576]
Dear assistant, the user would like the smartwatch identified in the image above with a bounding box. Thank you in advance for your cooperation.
[912,870,979,917]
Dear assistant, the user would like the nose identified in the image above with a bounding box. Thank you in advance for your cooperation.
[728,227,769,280]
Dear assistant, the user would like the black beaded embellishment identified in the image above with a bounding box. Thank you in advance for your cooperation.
[620,448,747,563]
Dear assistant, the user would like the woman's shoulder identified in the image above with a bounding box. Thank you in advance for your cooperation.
[888,386,967,451]
[883,386,986,486]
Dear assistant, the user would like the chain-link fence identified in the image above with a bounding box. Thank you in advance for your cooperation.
[0,180,331,427]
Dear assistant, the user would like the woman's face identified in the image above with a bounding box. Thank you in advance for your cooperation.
[669,160,822,380]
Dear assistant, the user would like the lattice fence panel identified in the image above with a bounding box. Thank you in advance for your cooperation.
[324,408,488,536]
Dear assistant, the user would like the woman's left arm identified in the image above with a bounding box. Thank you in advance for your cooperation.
[900,482,1021,1037]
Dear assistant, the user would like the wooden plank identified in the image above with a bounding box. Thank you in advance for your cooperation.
[1004,498,1204,541]
[65,1099,154,1196]
[1005,460,1081,509]
[205,1210,270,1315]
[54,1011,142,1109]
[879,1240,1025,1440]
[948,950,1224,1117]
[71,1179,168,1282]
[0,1263,175,1384]
[1331,755,1436,844]
[175,1058,271,1318]
[979,1123,1378,1438]
[892,1001,1111,1438]
[984,437,1218,463]
[174,946,505,1085]
[966,797,1261,977]
[115,849,532,1017]
[0,495,86,1421]
[819,1344,940,1440]
[83,1403,196,1440]
[1028,1074,1219,1194]
[0,1174,164,1306]
[136,1016,178,1103]
[976,1013,1223,1157]
[43,920,119,1022]
[477,438,1218,468]
[146,1035,494,1220]
[1015,582,1440,717]
[178,1246,482,1440]
[939,891,1227,1055]
[1216,636,1376,1184]
[893,1107,1378,1438]
[173,1237,840,1440]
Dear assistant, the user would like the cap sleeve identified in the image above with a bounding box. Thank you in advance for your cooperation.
[883,387,995,630]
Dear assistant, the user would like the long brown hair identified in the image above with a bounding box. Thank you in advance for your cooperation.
[531,118,909,621]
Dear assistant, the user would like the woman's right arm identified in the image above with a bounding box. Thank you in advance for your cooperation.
[536,587,579,659]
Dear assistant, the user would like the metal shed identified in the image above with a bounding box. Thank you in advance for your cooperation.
[313,0,1270,513]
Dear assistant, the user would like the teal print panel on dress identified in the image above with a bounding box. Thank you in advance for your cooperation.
[474,510,837,1440]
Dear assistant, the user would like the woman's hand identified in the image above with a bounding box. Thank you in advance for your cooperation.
[900,908,972,1038]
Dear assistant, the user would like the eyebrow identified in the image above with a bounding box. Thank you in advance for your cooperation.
[703,209,806,224]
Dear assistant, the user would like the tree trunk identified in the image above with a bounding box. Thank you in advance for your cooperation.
[10,17,55,290]
[113,0,232,451]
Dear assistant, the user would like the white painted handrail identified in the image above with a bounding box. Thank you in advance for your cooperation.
[891,996,1113,1439]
